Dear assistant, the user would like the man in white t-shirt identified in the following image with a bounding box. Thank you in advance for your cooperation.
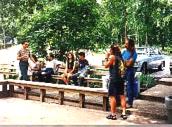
[45,54,62,74]
[43,53,62,82]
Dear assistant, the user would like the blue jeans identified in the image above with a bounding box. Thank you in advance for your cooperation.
[125,67,135,106]
[41,68,54,83]
[19,61,29,81]
[71,67,88,86]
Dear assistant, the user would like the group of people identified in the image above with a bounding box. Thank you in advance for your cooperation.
[17,38,138,121]
[17,41,61,83]
[104,38,137,120]
[61,52,89,86]
[17,40,90,86]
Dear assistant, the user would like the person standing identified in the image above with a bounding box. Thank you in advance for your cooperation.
[104,45,127,120]
[122,38,137,108]
[17,40,35,81]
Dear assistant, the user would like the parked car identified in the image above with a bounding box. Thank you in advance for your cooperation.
[134,47,165,74]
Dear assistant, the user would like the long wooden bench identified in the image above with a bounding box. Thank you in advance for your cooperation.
[6,79,108,111]
[52,74,103,87]
[52,66,108,85]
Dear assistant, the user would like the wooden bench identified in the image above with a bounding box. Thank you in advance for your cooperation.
[0,64,18,79]
[52,74,103,87]
[51,65,108,87]
[0,80,9,98]
[7,79,108,111]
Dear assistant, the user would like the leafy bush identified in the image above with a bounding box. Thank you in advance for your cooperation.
[138,74,156,88]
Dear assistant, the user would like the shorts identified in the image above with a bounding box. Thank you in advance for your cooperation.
[108,78,124,96]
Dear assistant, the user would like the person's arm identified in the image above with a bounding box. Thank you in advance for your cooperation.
[124,51,137,67]
[17,54,22,60]
[32,62,41,71]
[17,51,23,60]
[29,53,35,63]
[104,55,115,68]
[124,58,134,67]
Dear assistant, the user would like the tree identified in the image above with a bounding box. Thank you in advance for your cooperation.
[18,0,100,59]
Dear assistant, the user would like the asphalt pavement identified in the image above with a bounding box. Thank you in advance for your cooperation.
[0,98,166,125]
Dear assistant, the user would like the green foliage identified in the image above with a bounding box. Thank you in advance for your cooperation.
[17,0,100,58]
[139,74,156,88]
[89,83,102,88]
[0,0,171,56]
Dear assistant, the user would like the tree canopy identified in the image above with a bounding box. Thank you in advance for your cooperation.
[0,0,171,58]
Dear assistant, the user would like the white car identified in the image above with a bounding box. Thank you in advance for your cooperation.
[134,47,165,74]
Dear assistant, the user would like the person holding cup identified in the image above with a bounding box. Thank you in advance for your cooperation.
[17,40,35,81]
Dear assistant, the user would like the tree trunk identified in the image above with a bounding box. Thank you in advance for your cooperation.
[2,26,5,49]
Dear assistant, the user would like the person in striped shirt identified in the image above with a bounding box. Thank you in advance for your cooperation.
[17,40,35,81]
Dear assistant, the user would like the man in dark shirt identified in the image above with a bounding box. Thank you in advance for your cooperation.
[71,52,89,86]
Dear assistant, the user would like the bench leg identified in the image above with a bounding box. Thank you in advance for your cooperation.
[103,96,108,111]
[24,87,30,100]
[9,85,14,97]
[2,84,7,92]
[59,91,64,105]
[40,89,46,102]
[79,93,85,108]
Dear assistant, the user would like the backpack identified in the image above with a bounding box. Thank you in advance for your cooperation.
[118,59,126,77]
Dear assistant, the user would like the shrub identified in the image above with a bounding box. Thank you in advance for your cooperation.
[138,74,156,88]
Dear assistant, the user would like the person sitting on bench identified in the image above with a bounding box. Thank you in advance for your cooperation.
[41,53,61,83]
[61,52,77,85]
[71,52,89,87]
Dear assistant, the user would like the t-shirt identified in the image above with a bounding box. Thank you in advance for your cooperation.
[122,49,137,62]
[79,59,89,70]
[17,48,30,62]
[46,59,62,73]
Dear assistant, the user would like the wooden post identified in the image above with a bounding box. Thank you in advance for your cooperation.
[86,75,90,87]
[103,96,108,111]
[24,87,30,100]
[9,85,14,97]
[2,84,7,92]
[79,93,85,108]
[40,89,46,102]
[59,91,64,105]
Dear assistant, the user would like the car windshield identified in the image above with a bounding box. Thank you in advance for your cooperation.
[136,47,147,55]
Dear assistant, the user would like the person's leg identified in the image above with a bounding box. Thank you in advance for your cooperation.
[67,73,73,84]
[71,75,78,86]
[19,63,23,80]
[120,95,127,119]
[45,68,54,83]
[78,77,85,86]
[46,72,53,83]
[110,96,116,115]
[20,63,29,81]
[61,74,68,84]
[106,96,117,120]
[38,72,43,82]
[106,78,118,120]
[120,95,126,115]
[126,69,135,107]
[71,72,80,86]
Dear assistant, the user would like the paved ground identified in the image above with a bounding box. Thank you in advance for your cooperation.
[0,98,165,125]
